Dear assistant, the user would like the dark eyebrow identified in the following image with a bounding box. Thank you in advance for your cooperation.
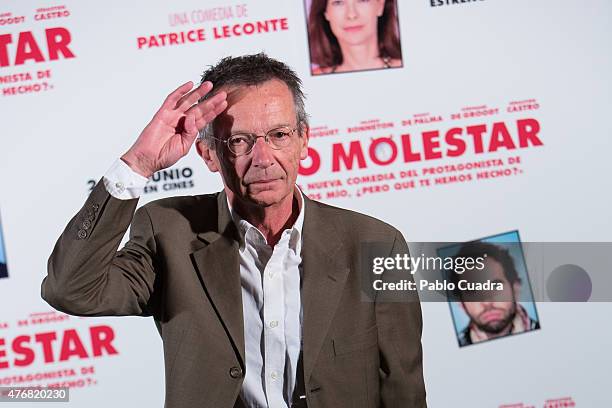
[230,123,294,135]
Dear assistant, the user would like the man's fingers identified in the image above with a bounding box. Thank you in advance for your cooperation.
[161,81,193,110]
[175,81,214,112]
[184,112,197,135]
[181,113,199,148]
[194,99,227,130]
[187,91,227,120]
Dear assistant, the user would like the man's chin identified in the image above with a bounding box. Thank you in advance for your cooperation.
[245,189,286,207]
[477,316,513,334]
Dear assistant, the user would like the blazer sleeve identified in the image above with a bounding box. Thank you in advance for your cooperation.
[376,230,427,407]
[41,179,158,317]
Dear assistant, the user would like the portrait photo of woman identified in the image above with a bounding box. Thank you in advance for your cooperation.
[306,0,403,75]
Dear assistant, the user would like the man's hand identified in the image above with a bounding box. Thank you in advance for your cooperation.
[121,81,227,178]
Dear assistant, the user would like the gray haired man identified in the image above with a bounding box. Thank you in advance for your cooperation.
[42,53,426,408]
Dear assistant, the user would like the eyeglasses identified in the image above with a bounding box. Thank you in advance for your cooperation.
[210,126,299,156]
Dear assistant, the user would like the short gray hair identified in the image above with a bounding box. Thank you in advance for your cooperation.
[197,53,309,147]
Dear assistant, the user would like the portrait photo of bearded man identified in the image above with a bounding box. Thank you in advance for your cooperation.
[448,241,540,347]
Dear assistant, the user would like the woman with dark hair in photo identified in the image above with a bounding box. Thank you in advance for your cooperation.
[308,0,402,74]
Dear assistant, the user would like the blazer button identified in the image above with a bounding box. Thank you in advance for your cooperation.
[77,229,87,239]
[81,220,92,230]
[229,366,243,379]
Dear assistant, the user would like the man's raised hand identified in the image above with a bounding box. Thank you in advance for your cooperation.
[121,81,227,178]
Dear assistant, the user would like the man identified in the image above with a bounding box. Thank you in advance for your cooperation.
[450,242,540,347]
[41,54,426,407]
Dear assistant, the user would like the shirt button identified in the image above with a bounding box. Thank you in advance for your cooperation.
[115,182,125,192]
[269,320,278,328]
[267,271,274,279]
[270,371,278,380]
[229,366,243,379]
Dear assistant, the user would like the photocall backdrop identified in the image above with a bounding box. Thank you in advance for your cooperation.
[1,1,611,407]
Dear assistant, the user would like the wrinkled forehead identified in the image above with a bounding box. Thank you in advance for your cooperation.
[214,79,297,134]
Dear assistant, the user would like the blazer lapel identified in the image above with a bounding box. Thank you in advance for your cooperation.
[192,192,245,368]
[189,193,350,380]
[301,199,350,382]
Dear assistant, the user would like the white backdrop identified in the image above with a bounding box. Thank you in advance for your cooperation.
[1,0,611,406]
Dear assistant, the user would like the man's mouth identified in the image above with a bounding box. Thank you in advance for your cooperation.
[250,179,280,184]
[480,310,504,322]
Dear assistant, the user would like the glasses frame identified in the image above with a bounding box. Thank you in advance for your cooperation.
[209,126,300,156]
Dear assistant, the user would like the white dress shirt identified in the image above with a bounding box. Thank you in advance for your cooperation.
[104,159,303,408]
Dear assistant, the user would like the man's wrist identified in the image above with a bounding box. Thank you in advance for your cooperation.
[103,158,149,200]
[120,151,154,179]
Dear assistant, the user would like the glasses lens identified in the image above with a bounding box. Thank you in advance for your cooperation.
[228,134,253,155]
[266,127,293,148]
[226,127,295,155]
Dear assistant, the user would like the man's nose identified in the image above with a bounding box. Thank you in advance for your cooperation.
[251,137,275,168]
[479,301,495,309]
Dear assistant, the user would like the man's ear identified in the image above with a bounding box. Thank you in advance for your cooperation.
[299,124,310,161]
[196,140,219,173]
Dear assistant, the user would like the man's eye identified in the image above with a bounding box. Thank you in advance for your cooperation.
[270,131,290,140]
[229,135,250,146]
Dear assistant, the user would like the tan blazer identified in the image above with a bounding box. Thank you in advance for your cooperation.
[42,180,426,408]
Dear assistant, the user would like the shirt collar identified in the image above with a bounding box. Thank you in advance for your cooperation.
[226,186,305,253]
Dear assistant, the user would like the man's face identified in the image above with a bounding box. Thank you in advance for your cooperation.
[198,79,308,208]
[461,257,520,334]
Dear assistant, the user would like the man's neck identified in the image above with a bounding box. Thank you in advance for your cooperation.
[229,190,301,247]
